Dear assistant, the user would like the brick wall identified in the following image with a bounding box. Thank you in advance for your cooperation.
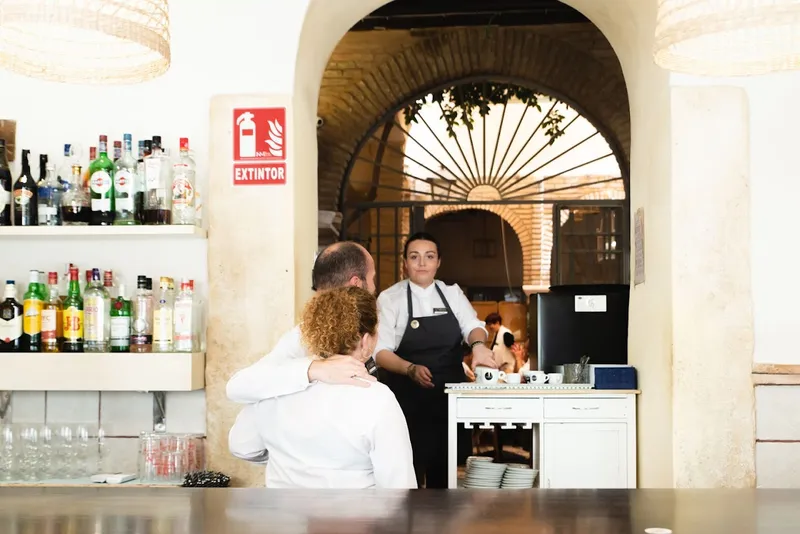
[317,24,630,213]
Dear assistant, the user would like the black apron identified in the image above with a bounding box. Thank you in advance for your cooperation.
[382,282,466,489]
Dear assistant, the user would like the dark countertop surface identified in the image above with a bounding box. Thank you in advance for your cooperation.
[0,487,799,533]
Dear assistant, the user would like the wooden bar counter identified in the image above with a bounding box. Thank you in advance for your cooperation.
[0,487,798,533]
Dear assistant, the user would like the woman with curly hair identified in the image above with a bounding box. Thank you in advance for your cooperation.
[228,286,417,489]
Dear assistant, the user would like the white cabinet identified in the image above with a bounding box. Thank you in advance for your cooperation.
[542,422,628,489]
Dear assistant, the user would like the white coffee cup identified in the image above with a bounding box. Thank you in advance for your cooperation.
[547,373,564,385]
[475,366,506,384]
[505,373,522,384]
[525,370,549,384]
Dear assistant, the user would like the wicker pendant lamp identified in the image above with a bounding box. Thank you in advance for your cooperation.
[0,0,170,84]
[654,0,800,76]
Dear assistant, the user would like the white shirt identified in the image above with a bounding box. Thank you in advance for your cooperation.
[228,380,417,489]
[226,326,313,404]
[376,280,486,354]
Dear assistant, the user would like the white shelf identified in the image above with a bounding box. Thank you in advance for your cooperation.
[0,352,205,391]
[0,225,207,238]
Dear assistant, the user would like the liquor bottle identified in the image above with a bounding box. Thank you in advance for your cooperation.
[0,281,22,352]
[144,135,172,224]
[62,267,83,353]
[22,270,43,352]
[103,270,116,299]
[0,139,11,226]
[113,133,139,225]
[42,272,63,353]
[88,135,115,226]
[173,278,195,352]
[153,277,174,352]
[81,146,96,193]
[130,275,153,353]
[62,165,90,225]
[37,162,65,226]
[171,138,196,225]
[110,284,131,353]
[84,268,110,352]
[13,149,37,226]
[134,140,148,225]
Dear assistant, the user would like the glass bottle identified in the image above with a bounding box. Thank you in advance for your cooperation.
[0,140,11,226]
[144,135,172,224]
[113,133,139,225]
[153,277,173,352]
[134,140,148,225]
[0,281,23,352]
[62,267,83,353]
[173,279,195,352]
[42,272,63,353]
[62,165,90,225]
[89,135,115,226]
[130,276,153,353]
[81,146,96,194]
[38,162,65,226]
[110,284,131,353]
[13,149,37,226]
[84,268,110,352]
[171,138,196,225]
[22,270,43,352]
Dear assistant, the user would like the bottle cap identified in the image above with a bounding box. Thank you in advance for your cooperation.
[48,272,58,284]
[179,138,189,150]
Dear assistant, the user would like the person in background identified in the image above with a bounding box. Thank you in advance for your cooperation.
[485,312,516,373]
[375,232,497,488]
[225,241,378,405]
[228,286,417,489]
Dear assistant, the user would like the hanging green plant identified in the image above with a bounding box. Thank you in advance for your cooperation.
[402,82,566,144]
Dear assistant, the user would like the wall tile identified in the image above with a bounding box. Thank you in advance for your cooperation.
[10,392,45,424]
[46,392,100,425]
[101,437,139,474]
[100,392,153,437]
[756,386,800,440]
[757,442,800,488]
[165,391,206,435]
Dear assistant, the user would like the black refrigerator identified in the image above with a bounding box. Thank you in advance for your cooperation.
[536,284,629,372]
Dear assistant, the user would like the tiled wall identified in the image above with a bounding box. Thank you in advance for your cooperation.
[756,385,800,487]
[8,390,206,474]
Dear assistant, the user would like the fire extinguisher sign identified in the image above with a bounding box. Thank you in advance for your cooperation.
[232,107,287,186]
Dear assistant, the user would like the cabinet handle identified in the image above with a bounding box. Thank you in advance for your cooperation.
[572,406,600,410]
[486,407,512,410]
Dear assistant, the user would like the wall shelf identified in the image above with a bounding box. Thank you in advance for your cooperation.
[0,352,205,391]
[0,226,207,238]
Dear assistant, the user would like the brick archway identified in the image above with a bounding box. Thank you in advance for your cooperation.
[317,25,630,213]
[425,204,534,287]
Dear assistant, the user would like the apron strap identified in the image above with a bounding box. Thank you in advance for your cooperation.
[405,281,414,324]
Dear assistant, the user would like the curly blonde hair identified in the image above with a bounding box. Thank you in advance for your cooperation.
[300,286,378,359]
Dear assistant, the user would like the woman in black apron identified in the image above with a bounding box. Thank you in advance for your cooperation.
[375,232,497,488]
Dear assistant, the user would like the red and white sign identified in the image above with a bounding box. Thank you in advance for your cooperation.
[233,107,287,186]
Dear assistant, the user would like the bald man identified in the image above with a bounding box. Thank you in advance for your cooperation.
[226,241,379,404]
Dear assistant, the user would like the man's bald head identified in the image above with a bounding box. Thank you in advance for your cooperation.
[312,241,375,293]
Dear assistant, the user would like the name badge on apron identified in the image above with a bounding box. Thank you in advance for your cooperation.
[433,307,448,315]
[410,319,420,329]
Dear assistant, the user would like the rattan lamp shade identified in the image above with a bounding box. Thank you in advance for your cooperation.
[0,0,170,84]
[654,0,800,76]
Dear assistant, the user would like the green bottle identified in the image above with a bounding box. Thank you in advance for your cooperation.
[110,285,131,352]
[22,270,43,352]
[62,267,84,353]
[88,134,115,226]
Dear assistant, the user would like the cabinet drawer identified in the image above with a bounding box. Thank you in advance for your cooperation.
[543,398,628,420]
[456,397,542,420]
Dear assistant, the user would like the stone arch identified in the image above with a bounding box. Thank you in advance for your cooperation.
[424,204,535,287]
[317,25,630,213]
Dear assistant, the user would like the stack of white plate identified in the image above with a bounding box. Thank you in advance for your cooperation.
[463,457,507,489]
[500,463,538,489]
